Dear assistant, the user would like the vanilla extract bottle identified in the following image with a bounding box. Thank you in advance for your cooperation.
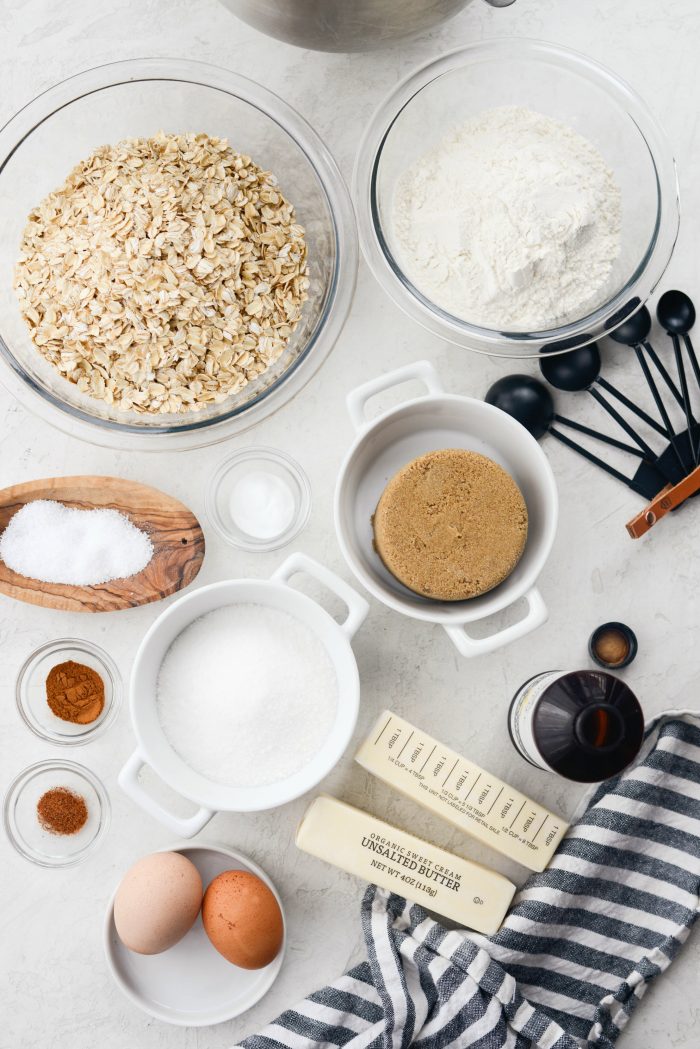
[509,670,644,783]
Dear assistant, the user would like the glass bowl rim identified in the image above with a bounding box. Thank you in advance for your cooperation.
[15,637,123,745]
[353,37,680,357]
[3,757,111,867]
[0,56,358,447]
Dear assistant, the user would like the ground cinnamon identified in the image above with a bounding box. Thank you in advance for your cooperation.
[37,787,88,835]
[45,660,105,724]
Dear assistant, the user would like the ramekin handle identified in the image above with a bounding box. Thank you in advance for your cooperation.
[118,751,213,838]
[443,587,548,658]
[346,360,444,431]
[272,552,369,641]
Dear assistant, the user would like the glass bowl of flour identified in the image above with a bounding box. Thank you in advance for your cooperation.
[354,39,679,357]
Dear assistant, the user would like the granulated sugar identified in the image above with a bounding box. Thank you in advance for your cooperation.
[156,603,338,788]
[0,500,153,585]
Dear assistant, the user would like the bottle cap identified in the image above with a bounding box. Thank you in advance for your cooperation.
[533,671,644,782]
[588,622,638,670]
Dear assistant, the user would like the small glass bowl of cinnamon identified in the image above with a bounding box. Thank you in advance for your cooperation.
[3,759,110,867]
[16,639,122,745]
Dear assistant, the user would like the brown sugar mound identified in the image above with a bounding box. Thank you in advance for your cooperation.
[372,449,528,601]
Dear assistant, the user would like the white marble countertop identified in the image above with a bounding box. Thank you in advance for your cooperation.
[2,0,700,1046]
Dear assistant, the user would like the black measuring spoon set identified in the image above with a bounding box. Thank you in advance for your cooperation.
[487,290,700,514]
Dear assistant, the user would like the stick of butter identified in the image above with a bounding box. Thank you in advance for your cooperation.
[356,709,570,872]
[355,711,568,872]
[295,794,516,934]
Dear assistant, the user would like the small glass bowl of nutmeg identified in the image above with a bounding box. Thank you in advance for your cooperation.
[3,759,110,867]
[15,638,122,745]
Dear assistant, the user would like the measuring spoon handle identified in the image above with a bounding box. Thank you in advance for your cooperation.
[549,426,649,497]
[596,376,668,436]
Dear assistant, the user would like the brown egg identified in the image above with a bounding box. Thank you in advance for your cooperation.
[202,869,284,969]
[114,851,203,955]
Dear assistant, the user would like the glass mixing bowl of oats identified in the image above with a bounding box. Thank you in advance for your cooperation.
[0,59,357,449]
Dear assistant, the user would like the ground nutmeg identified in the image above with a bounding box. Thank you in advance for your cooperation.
[37,787,88,836]
[45,660,105,724]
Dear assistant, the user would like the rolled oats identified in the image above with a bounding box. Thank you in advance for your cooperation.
[13,131,310,414]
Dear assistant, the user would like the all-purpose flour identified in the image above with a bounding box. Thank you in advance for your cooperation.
[392,106,622,330]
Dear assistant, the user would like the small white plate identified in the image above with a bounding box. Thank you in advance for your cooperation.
[104,842,286,1026]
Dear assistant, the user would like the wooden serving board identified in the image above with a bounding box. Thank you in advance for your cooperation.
[0,476,205,612]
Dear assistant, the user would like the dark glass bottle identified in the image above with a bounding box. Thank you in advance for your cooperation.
[508,670,644,783]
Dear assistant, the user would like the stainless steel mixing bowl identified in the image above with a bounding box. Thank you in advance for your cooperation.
[217,0,514,53]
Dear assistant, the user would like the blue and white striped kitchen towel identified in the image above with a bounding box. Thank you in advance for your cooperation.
[238,713,700,1049]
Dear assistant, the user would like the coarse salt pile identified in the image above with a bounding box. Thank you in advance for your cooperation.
[157,603,338,788]
[0,500,153,585]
